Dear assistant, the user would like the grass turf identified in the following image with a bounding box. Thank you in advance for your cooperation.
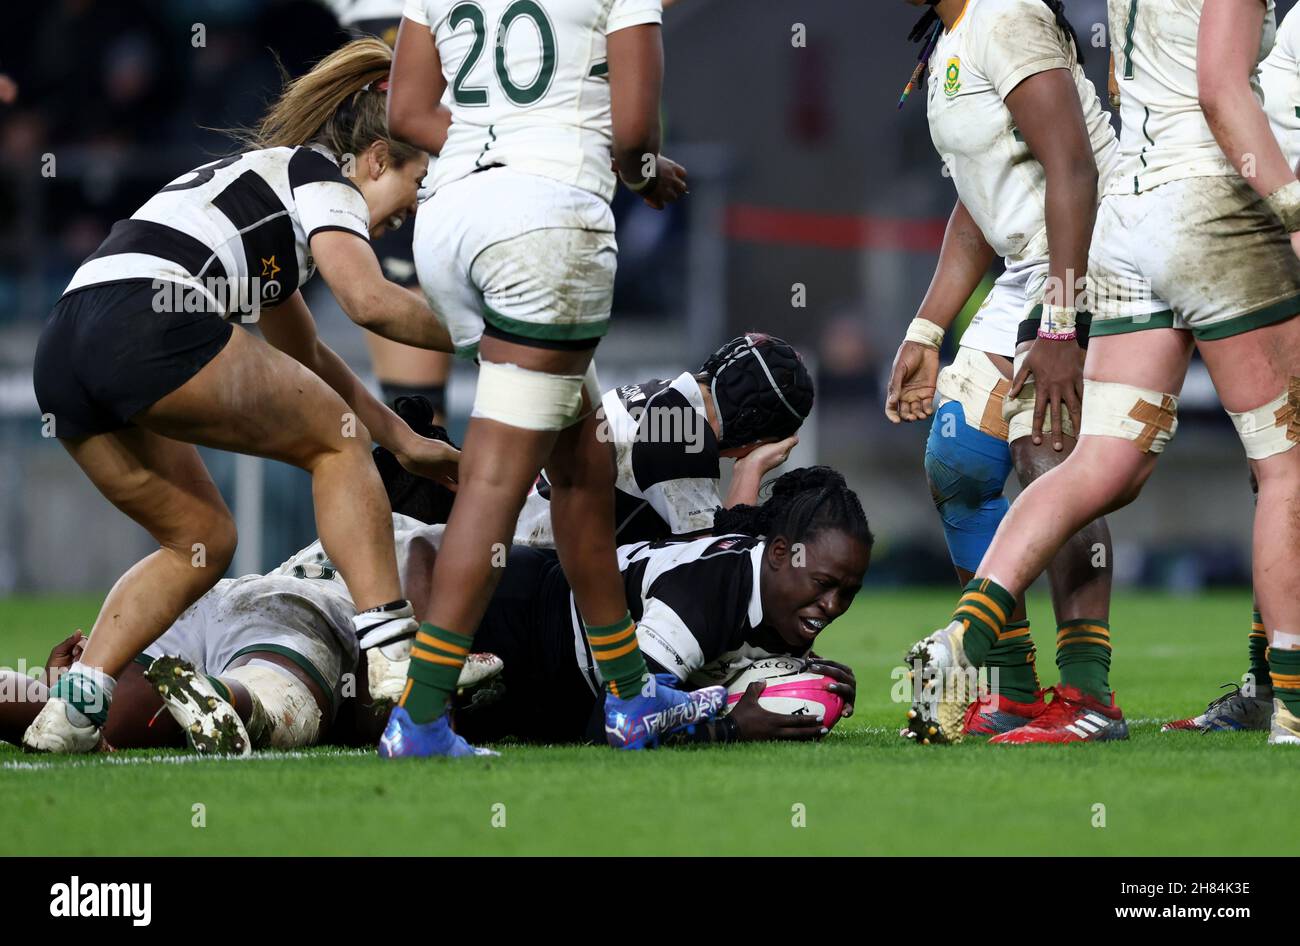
[0,589,1293,856]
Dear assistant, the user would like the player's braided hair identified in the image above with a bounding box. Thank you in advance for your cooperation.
[235,37,422,167]
[899,0,1085,109]
[712,466,873,551]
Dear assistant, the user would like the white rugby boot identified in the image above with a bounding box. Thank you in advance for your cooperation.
[145,656,251,756]
[1268,698,1300,745]
[22,698,101,753]
[903,620,975,745]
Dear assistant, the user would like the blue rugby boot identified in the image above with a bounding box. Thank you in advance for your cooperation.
[604,675,726,749]
[378,707,498,758]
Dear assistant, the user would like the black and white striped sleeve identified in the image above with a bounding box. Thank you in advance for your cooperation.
[289,147,371,242]
[629,388,722,535]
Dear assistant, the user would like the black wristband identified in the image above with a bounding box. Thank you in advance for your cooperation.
[1018,310,1092,349]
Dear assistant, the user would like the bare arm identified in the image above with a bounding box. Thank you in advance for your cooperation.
[388,17,452,155]
[260,292,458,484]
[884,201,993,423]
[1004,67,1096,449]
[1200,0,1296,200]
[607,24,687,208]
[310,230,453,352]
[917,200,996,332]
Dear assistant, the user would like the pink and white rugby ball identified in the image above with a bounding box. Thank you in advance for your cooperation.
[723,657,845,731]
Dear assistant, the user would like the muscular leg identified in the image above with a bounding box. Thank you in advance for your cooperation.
[977,331,1194,604]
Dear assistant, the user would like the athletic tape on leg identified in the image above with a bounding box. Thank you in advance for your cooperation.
[224,662,321,749]
[1078,380,1178,453]
[1226,379,1300,460]
[471,360,587,431]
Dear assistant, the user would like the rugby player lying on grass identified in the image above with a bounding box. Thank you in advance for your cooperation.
[513,333,814,548]
[0,466,869,752]
[369,465,871,747]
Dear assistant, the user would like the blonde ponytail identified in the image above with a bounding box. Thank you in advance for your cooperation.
[239,38,421,166]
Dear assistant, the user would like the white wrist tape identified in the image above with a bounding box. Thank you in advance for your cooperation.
[1078,380,1179,454]
[1226,383,1300,460]
[904,317,945,350]
[1266,180,1300,233]
[1040,305,1078,337]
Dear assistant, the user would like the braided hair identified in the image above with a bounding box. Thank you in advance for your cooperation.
[899,0,1085,110]
[712,466,873,552]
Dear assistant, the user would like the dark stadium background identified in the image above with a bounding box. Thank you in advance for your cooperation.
[0,0,1289,595]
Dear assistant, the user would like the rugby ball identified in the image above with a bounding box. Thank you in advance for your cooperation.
[723,656,845,731]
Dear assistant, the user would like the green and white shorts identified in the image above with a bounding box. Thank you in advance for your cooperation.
[413,168,618,360]
[1089,174,1300,340]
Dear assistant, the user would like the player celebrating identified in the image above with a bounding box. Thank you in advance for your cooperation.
[906,0,1300,747]
[319,0,454,420]
[23,39,459,753]
[380,0,719,756]
[890,0,1121,741]
[515,333,813,548]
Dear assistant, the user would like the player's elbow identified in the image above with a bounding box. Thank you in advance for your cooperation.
[1197,69,1243,120]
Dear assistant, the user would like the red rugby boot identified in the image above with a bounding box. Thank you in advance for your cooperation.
[989,685,1128,744]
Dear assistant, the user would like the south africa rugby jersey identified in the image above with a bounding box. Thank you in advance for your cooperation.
[403,0,662,201]
[1107,0,1277,195]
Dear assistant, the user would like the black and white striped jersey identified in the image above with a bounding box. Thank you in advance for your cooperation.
[63,145,371,319]
[514,371,724,548]
[568,533,804,696]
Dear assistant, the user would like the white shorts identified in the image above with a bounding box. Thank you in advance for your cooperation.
[414,169,618,359]
[140,575,357,715]
[1090,175,1300,340]
[959,258,1049,359]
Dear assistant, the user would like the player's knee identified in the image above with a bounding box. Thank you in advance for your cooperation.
[924,407,1012,572]
[1225,383,1299,463]
[193,510,238,575]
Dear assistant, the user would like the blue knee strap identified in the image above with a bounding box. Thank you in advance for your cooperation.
[924,401,1013,572]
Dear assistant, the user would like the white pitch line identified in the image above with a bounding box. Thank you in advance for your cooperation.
[1,747,373,771]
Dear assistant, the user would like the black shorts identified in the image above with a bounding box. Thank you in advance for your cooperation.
[33,280,233,439]
[454,546,602,745]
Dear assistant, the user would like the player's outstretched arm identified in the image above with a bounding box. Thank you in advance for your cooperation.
[310,229,454,353]
[387,16,451,155]
[886,200,993,423]
[1200,0,1300,247]
[261,291,459,487]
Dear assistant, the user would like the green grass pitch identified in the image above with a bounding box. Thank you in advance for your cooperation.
[1,589,1295,856]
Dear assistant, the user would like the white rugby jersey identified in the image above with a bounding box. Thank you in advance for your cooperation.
[1108,0,1277,196]
[403,0,662,201]
[321,0,405,42]
[63,145,371,318]
[513,371,723,548]
[275,513,440,603]
[1261,4,1300,171]
[567,533,806,694]
[927,0,1119,265]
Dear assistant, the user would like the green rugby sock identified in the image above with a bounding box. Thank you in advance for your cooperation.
[401,623,472,723]
[985,620,1039,703]
[1268,646,1300,716]
[1248,609,1271,691]
[952,578,1016,666]
[1056,619,1112,701]
[586,613,649,700]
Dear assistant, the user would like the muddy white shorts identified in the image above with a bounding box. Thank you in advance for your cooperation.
[1089,175,1300,340]
[414,168,618,359]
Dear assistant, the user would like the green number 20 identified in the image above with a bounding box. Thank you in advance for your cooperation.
[450,0,557,107]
